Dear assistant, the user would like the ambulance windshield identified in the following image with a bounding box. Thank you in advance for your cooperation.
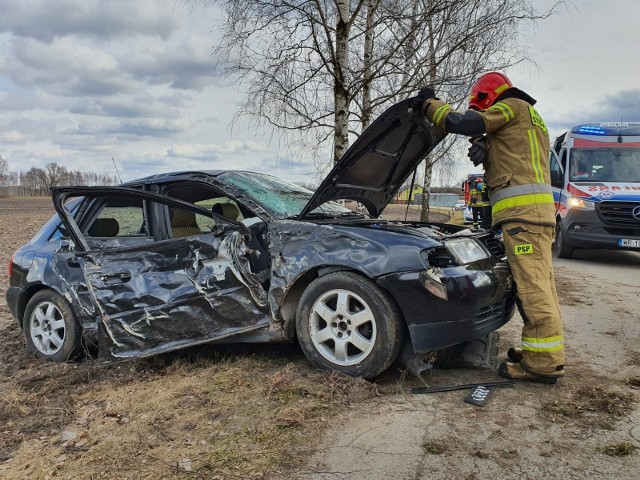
[568,147,640,183]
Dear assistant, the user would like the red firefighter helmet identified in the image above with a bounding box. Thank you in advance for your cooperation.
[469,72,513,110]
[475,177,483,183]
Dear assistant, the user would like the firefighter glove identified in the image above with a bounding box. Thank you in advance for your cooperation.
[408,86,437,114]
[468,136,488,166]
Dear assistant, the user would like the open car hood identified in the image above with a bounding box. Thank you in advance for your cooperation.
[299,98,445,219]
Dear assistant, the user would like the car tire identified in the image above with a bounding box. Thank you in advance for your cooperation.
[554,221,574,259]
[296,271,403,379]
[23,290,82,362]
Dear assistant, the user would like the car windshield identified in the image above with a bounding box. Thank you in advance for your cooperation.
[219,171,351,219]
[569,147,640,183]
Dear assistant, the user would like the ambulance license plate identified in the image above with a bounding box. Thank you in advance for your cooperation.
[619,239,640,248]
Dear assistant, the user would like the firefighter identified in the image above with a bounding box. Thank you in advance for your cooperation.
[413,73,565,384]
[468,177,491,229]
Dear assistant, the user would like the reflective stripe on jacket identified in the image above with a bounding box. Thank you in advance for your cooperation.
[425,97,555,227]
[469,188,490,207]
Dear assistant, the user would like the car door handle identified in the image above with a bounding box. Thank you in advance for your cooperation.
[100,272,132,283]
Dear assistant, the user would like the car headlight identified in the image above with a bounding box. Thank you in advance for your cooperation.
[444,238,490,264]
[420,268,448,300]
[567,197,595,210]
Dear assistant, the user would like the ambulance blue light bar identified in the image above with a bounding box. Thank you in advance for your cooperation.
[571,122,640,136]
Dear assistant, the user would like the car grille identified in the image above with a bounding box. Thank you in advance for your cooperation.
[475,301,504,324]
[597,201,640,226]
[481,236,506,257]
[604,226,640,236]
[473,296,514,328]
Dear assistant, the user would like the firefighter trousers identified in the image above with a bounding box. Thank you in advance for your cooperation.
[502,222,565,376]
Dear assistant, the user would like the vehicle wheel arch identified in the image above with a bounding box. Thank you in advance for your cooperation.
[17,283,51,328]
[555,213,563,228]
[554,218,574,258]
[22,288,83,361]
[278,266,403,339]
[293,269,406,378]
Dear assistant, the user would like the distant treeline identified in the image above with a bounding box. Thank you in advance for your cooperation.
[0,157,118,196]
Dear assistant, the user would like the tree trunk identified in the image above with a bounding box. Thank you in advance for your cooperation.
[400,0,419,96]
[420,156,433,221]
[334,1,351,164]
[361,0,376,129]
[420,3,437,222]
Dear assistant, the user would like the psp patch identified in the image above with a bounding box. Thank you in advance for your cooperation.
[515,244,533,255]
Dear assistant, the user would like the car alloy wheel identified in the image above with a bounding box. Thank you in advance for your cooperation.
[23,290,82,362]
[308,288,377,366]
[29,301,66,355]
[296,271,403,378]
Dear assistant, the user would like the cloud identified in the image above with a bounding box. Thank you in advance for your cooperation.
[1,130,25,143]
[167,141,269,160]
[3,34,219,98]
[121,36,222,91]
[591,90,640,122]
[68,93,185,119]
[0,0,178,42]
[544,89,640,139]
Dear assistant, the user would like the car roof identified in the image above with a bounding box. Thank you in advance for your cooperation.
[121,170,226,186]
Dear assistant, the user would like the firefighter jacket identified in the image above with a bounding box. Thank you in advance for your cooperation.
[424,95,555,227]
[469,185,490,207]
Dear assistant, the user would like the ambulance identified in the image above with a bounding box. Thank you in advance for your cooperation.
[549,122,640,258]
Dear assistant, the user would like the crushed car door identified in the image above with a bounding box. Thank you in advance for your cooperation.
[52,186,269,361]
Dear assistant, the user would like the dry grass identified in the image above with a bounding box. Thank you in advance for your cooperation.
[1,353,378,479]
[624,376,640,388]
[541,385,635,429]
[422,441,448,455]
[0,198,383,479]
[600,442,636,456]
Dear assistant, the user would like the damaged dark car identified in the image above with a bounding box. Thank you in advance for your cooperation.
[7,99,515,378]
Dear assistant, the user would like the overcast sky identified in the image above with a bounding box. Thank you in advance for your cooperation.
[1,0,639,186]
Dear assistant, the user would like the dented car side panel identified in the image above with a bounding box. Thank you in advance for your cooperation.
[267,220,515,352]
[81,234,269,360]
[51,187,271,361]
[267,220,441,318]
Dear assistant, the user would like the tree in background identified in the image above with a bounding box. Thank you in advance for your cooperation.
[3,160,118,193]
[0,155,8,186]
[193,0,561,218]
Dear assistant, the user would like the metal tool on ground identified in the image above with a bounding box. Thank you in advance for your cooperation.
[411,380,516,394]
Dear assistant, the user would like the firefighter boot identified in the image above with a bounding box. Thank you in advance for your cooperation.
[498,361,563,385]
[507,347,523,362]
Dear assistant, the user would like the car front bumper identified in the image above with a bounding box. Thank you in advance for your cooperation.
[562,209,640,251]
[377,259,515,352]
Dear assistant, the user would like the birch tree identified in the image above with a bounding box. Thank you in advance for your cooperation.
[0,155,8,186]
[194,0,561,213]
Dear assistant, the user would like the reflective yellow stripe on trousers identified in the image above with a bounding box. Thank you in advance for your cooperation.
[522,335,564,352]
[492,191,555,215]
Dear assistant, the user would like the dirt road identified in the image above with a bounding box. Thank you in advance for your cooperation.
[307,250,640,479]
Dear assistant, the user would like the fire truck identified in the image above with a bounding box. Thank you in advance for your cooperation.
[462,173,486,205]
[461,173,485,224]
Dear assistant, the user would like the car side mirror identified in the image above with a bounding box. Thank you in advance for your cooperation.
[551,169,563,188]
